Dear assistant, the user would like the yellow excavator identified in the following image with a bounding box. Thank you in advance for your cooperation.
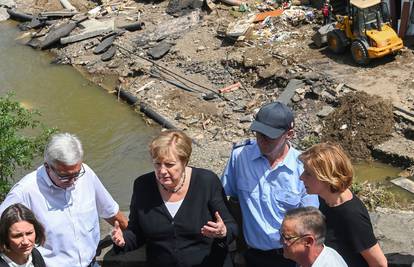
[327,0,403,65]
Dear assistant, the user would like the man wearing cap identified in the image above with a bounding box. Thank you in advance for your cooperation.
[221,102,319,267]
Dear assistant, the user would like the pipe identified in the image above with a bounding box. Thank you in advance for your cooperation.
[117,88,138,105]
[139,102,177,129]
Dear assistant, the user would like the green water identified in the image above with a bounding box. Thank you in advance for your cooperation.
[354,161,414,202]
[0,21,160,210]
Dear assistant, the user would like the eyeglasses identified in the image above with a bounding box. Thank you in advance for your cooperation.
[47,164,85,181]
[280,233,312,246]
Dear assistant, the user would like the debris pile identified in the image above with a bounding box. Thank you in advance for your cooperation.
[322,91,394,160]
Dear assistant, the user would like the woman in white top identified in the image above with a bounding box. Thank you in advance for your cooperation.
[0,204,46,267]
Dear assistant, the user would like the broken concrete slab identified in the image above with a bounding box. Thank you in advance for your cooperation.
[61,28,112,44]
[372,136,414,168]
[147,41,173,60]
[390,177,414,194]
[80,18,114,32]
[0,7,9,21]
[278,79,304,105]
[370,207,414,255]
[312,22,335,47]
[135,10,200,45]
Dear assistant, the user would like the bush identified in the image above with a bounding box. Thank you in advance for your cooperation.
[0,93,56,201]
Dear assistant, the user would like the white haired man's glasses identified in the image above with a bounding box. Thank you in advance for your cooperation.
[46,163,85,181]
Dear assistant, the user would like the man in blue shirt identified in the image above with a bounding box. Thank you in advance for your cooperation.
[222,102,319,267]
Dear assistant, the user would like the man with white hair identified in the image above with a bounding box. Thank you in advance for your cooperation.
[0,132,128,267]
[281,207,347,267]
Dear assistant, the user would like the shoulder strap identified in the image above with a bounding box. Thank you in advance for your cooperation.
[0,256,8,267]
[233,139,252,149]
[32,248,46,267]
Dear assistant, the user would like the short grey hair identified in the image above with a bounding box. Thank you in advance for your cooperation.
[284,207,326,245]
[44,133,84,166]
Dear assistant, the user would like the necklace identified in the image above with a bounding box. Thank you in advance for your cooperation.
[161,171,186,193]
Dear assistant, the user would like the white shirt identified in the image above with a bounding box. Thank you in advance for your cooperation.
[312,245,348,267]
[0,253,34,267]
[163,199,184,218]
[0,164,119,267]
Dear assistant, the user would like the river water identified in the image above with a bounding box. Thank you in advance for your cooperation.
[0,21,160,210]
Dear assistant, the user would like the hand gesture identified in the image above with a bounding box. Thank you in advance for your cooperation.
[111,220,125,247]
[201,211,227,239]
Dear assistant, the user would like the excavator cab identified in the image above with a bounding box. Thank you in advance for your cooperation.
[327,0,403,65]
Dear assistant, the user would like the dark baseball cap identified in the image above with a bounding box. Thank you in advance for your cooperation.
[250,102,294,139]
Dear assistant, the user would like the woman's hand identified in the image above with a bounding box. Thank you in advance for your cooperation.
[111,220,126,247]
[201,211,227,239]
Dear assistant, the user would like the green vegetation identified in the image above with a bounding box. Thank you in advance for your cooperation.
[352,181,404,210]
[0,93,56,201]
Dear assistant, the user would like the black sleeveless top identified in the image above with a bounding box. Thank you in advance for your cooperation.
[0,248,45,267]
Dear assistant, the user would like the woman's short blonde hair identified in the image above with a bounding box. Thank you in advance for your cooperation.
[149,130,192,165]
[299,142,353,193]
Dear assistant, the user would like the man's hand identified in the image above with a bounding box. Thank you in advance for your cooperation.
[111,220,126,247]
[201,211,227,239]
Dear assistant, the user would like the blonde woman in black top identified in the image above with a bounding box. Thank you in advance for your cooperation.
[112,130,237,267]
[299,142,387,267]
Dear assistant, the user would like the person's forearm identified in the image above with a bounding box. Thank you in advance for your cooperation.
[105,211,128,230]
[361,243,387,267]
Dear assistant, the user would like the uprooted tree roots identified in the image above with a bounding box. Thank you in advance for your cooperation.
[322,91,394,160]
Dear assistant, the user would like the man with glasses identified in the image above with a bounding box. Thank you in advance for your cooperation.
[221,102,318,267]
[281,207,347,267]
[0,133,128,267]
